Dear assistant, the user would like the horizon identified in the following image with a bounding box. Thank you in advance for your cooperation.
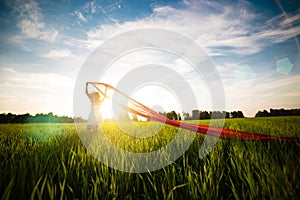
[0,0,299,118]
[2,107,300,119]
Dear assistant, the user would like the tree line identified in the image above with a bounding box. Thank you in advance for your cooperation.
[0,112,86,124]
[1,108,299,123]
[159,110,244,120]
[255,108,300,117]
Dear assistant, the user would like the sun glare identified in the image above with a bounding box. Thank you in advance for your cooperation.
[100,99,113,119]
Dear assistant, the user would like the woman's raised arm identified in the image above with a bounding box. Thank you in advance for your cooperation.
[85,82,90,97]
[101,87,109,101]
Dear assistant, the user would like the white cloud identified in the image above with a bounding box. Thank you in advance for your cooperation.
[252,75,300,93]
[43,49,74,58]
[8,0,58,42]
[83,0,300,55]
[254,26,300,43]
[0,67,74,115]
[84,0,106,14]
[90,1,97,14]
[75,11,87,22]
[222,73,300,117]
[252,12,300,44]
[280,13,300,26]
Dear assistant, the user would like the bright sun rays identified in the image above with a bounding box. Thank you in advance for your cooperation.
[100,99,113,119]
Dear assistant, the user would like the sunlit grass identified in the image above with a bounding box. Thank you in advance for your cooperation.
[100,122,182,152]
[0,117,299,199]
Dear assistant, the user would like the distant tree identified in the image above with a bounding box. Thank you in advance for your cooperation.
[231,111,238,118]
[291,109,300,116]
[177,113,182,121]
[255,111,262,117]
[182,112,191,120]
[0,112,76,123]
[237,111,244,118]
[165,111,178,120]
[229,111,245,118]
[159,112,167,117]
[166,112,173,120]
[47,112,54,123]
[0,114,5,123]
[211,111,225,119]
[225,112,230,118]
[7,113,14,123]
[200,111,210,119]
[255,108,300,117]
[171,111,177,120]
[192,110,200,120]
[270,109,276,116]
[255,110,270,117]
[132,114,138,122]
[291,109,299,116]
[74,116,86,123]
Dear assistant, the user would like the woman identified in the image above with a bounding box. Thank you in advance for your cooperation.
[85,83,106,132]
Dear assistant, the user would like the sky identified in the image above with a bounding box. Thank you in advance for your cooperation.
[0,0,299,118]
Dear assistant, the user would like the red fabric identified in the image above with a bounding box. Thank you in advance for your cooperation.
[88,82,299,142]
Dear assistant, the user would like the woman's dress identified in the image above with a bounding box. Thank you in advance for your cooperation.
[87,100,103,126]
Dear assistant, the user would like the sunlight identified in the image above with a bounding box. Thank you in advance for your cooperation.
[100,99,113,119]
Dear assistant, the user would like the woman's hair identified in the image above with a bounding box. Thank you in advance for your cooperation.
[89,92,101,102]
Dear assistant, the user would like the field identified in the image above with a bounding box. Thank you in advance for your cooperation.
[1,117,300,199]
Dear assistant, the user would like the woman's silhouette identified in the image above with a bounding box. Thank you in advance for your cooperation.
[85,83,107,132]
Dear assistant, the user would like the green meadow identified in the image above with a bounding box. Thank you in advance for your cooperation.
[1,117,299,199]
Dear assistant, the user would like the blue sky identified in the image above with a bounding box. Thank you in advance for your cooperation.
[0,0,299,117]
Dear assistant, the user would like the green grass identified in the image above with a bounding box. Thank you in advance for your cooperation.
[1,117,300,199]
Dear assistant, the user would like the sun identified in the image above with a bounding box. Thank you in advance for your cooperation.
[100,99,113,119]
